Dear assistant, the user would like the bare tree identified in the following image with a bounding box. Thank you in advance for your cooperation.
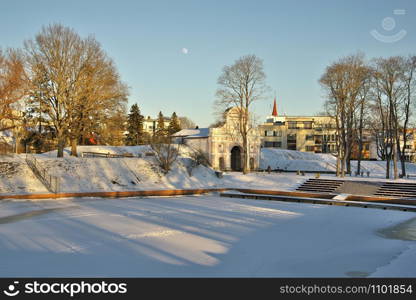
[215,54,268,174]
[179,116,196,129]
[0,48,26,132]
[86,103,127,146]
[399,55,416,176]
[67,38,128,156]
[355,70,372,175]
[371,57,407,179]
[369,84,393,179]
[25,24,128,157]
[187,148,210,176]
[150,136,180,174]
[320,54,371,177]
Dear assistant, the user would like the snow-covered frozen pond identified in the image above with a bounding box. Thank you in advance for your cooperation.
[0,195,415,277]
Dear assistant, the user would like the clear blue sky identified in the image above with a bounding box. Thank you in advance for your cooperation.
[1,0,415,127]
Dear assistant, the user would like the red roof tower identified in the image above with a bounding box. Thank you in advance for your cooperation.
[272,97,278,117]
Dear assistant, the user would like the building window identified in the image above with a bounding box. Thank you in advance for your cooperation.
[306,134,314,141]
[287,134,296,150]
[306,146,315,152]
[287,134,296,141]
[303,121,313,129]
[264,141,281,148]
[288,121,297,129]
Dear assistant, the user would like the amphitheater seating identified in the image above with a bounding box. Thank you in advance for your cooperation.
[374,182,416,198]
[296,178,345,193]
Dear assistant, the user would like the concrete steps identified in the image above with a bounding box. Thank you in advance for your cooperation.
[375,182,416,198]
[296,178,345,193]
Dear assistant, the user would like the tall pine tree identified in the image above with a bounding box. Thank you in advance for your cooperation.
[125,103,144,145]
[168,112,181,135]
[155,111,167,137]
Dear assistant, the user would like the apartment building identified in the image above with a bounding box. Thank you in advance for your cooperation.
[259,99,338,153]
[402,129,416,162]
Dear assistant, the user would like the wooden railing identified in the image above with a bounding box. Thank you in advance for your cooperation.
[81,151,137,158]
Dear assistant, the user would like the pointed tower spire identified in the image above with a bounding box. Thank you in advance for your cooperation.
[272,96,278,117]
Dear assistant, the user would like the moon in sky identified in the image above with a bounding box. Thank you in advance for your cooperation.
[181,48,189,54]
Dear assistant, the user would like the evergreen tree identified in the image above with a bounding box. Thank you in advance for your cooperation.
[155,111,167,137]
[125,103,144,145]
[168,112,181,135]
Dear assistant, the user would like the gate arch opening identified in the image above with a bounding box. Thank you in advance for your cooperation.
[231,146,242,171]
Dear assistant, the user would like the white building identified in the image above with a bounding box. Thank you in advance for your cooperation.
[142,116,171,136]
[173,107,261,171]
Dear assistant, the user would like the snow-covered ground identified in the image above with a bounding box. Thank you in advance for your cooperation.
[0,146,307,195]
[261,148,416,178]
[1,146,415,277]
[0,154,49,194]
[1,146,415,195]
[0,195,414,277]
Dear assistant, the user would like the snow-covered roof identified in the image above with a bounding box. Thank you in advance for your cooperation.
[172,128,210,138]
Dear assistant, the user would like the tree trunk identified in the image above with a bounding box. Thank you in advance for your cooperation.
[336,156,340,177]
[70,138,78,157]
[357,130,363,175]
[386,158,390,179]
[57,137,65,158]
[392,141,398,179]
[399,133,406,177]
[337,157,341,177]
[357,101,365,175]
[346,154,351,175]
[242,135,249,174]
[400,155,406,178]
[15,134,20,154]
[341,151,346,178]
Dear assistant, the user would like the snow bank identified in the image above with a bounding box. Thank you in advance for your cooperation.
[261,148,416,178]
[261,148,338,171]
[39,145,153,158]
[0,154,48,194]
[34,145,222,192]
[2,146,416,195]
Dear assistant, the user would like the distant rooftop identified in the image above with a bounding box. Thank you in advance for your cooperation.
[145,116,171,121]
[172,128,209,138]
